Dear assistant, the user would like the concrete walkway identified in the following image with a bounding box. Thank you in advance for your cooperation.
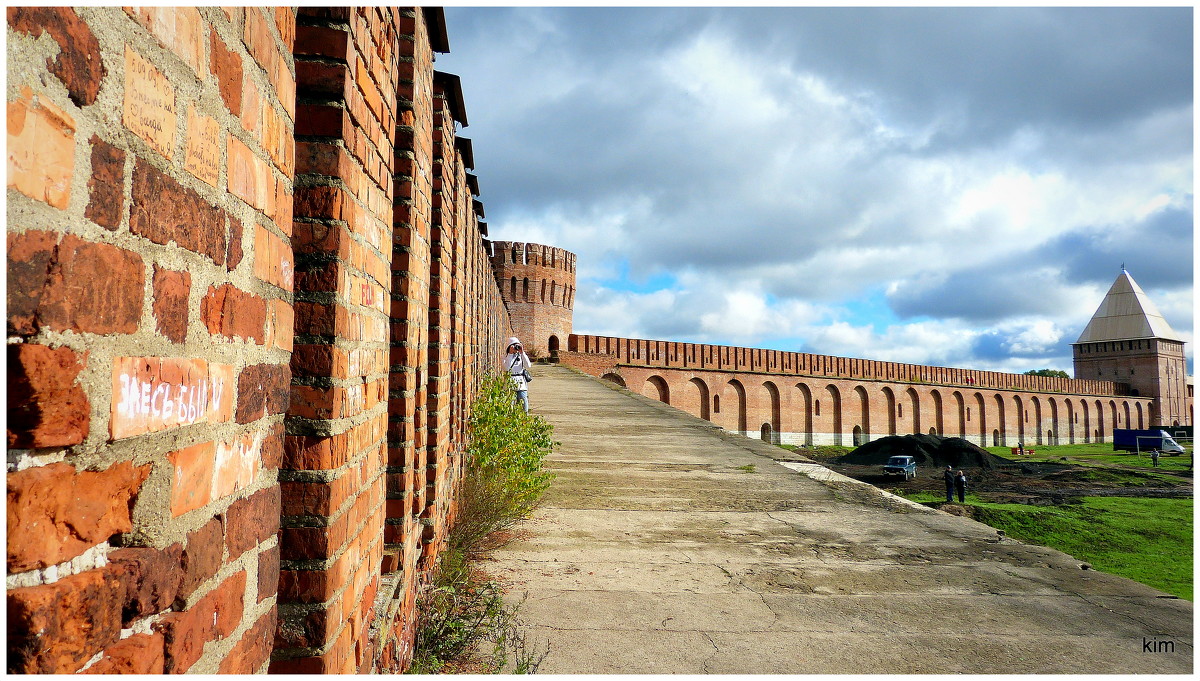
[486,365,1192,673]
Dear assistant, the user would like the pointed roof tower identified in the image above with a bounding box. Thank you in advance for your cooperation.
[1075,269,1181,343]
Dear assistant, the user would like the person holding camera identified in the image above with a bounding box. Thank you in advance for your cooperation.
[504,337,533,412]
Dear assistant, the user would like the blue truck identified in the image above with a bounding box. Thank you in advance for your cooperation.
[1111,428,1186,454]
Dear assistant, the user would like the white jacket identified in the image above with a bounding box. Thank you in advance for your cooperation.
[504,352,532,391]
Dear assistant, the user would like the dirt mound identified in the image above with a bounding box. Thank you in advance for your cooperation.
[837,434,1013,469]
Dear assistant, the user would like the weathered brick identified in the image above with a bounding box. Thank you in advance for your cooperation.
[108,544,184,622]
[152,267,190,343]
[167,441,217,517]
[7,7,104,106]
[86,135,126,229]
[80,632,165,674]
[295,24,350,60]
[235,363,291,424]
[257,544,280,603]
[6,460,150,572]
[36,234,145,335]
[7,566,123,673]
[153,597,215,674]
[226,486,281,560]
[212,570,248,638]
[200,283,266,343]
[209,29,243,117]
[177,516,224,601]
[228,216,246,270]
[7,344,90,449]
[7,87,75,209]
[125,7,206,79]
[218,607,276,674]
[131,158,228,265]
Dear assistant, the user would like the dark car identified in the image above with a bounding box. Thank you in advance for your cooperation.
[882,455,917,480]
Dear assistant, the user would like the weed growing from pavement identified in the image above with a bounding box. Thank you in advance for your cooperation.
[736,464,757,473]
[408,373,555,674]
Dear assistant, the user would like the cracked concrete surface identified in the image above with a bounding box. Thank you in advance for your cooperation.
[485,365,1193,673]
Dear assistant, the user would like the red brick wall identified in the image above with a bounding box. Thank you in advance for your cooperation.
[490,241,575,357]
[562,334,1155,448]
[273,6,399,673]
[7,7,293,673]
[8,6,515,675]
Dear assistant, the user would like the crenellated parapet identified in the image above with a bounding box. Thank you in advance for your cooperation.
[489,241,576,355]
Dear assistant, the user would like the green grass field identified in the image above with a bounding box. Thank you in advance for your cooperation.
[986,442,1194,473]
[901,491,1193,600]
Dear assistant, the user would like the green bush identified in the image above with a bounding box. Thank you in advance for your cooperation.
[408,373,556,673]
[449,373,556,553]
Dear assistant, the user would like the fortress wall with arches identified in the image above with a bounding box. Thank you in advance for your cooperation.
[563,334,1155,448]
[488,241,575,357]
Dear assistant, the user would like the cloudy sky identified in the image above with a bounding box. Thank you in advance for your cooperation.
[437,6,1194,375]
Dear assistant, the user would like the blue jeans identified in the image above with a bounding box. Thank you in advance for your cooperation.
[515,390,529,412]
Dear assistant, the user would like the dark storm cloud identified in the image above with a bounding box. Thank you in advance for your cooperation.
[1049,206,1194,290]
[715,7,1192,146]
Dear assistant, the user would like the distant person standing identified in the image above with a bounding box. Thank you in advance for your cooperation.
[943,465,955,502]
[1151,449,1161,468]
[503,336,532,412]
[954,470,967,502]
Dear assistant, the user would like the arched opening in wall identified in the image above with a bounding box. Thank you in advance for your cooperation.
[882,387,897,435]
[852,425,866,446]
[974,393,987,446]
[1136,403,1144,429]
[993,394,1007,447]
[795,383,813,446]
[642,376,670,404]
[1081,401,1091,443]
[601,373,626,388]
[853,386,870,443]
[930,390,943,435]
[510,276,516,298]
[727,380,748,434]
[1173,420,1180,426]
[1064,400,1074,444]
[1094,399,1105,442]
[1109,401,1118,432]
[510,245,518,263]
[689,378,711,421]
[713,394,720,414]
[992,429,1000,446]
[1012,395,1024,446]
[826,385,842,447]
[1047,429,1055,445]
[522,277,530,301]
[540,279,547,303]
[548,335,560,356]
[1122,402,1130,430]
[953,392,966,437]
[764,381,781,444]
[1031,397,1042,445]
[905,387,920,434]
[760,423,775,444]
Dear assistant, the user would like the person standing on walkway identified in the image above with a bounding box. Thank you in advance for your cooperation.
[504,336,533,412]
[954,470,967,502]
[943,465,955,502]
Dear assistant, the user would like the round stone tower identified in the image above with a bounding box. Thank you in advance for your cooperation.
[490,241,576,359]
